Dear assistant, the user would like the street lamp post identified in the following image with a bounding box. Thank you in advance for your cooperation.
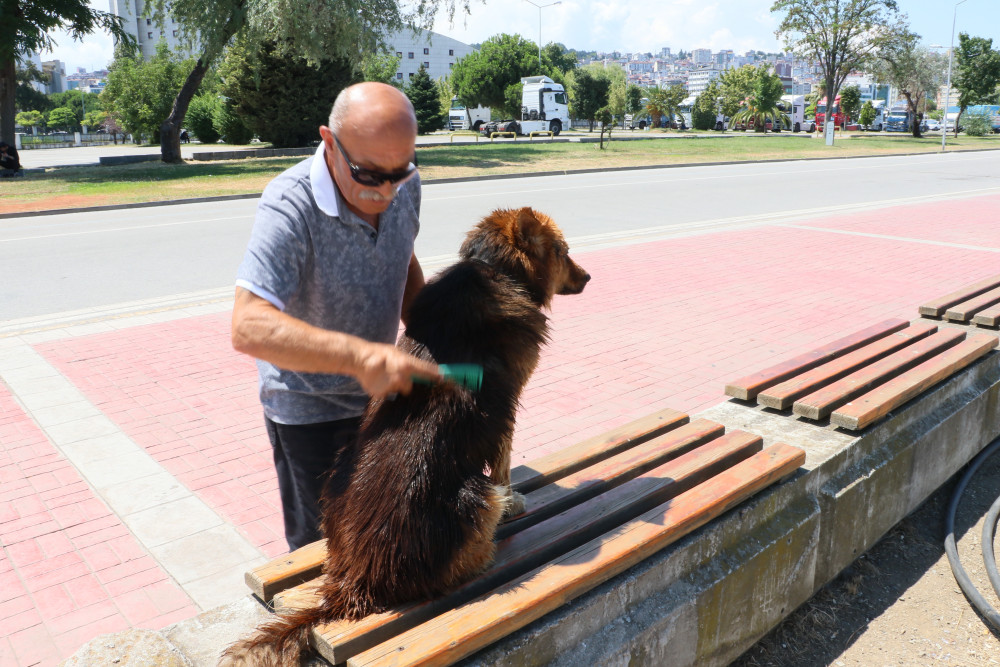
[941,0,969,151]
[523,0,562,70]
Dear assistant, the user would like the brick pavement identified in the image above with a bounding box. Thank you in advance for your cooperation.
[1,191,999,665]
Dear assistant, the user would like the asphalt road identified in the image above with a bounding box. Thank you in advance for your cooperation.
[4,150,1000,322]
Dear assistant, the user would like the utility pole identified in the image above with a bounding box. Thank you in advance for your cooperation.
[523,0,562,70]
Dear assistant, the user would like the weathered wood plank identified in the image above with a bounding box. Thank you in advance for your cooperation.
[919,273,1000,318]
[498,418,725,539]
[245,540,327,603]
[724,318,909,400]
[510,408,689,494]
[253,408,689,603]
[757,321,938,410]
[973,303,1000,328]
[308,431,762,664]
[347,444,806,667]
[831,333,998,430]
[792,328,966,421]
[943,285,1000,323]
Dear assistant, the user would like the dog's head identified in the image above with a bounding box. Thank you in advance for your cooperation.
[459,207,590,307]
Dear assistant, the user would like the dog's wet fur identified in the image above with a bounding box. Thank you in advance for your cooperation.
[220,207,590,666]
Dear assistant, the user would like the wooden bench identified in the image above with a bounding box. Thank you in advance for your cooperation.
[244,408,805,666]
[725,319,998,430]
[918,273,1000,327]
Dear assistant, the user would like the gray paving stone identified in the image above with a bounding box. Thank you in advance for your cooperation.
[128,496,224,548]
[149,525,263,586]
[102,471,192,516]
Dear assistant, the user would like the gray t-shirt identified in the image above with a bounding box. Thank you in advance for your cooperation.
[236,145,420,424]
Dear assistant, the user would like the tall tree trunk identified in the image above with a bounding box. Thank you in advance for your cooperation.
[0,58,16,146]
[159,7,246,162]
[954,107,964,138]
[160,59,209,162]
[905,95,921,138]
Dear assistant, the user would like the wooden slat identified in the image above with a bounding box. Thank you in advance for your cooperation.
[724,318,909,400]
[308,431,761,664]
[757,321,938,410]
[919,273,1000,317]
[347,444,806,667]
[246,540,327,603]
[510,408,689,494]
[831,333,998,430]
[792,328,966,421]
[498,419,724,539]
[973,303,1000,328]
[252,408,689,602]
[944,285,1000,323]
[273,578,322,613]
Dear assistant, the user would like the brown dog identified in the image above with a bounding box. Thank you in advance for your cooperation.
[220,207,589,666]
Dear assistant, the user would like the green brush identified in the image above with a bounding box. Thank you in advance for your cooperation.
[413,363,483,391]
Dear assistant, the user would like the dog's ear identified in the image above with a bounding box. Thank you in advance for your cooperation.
[514,208,547,258]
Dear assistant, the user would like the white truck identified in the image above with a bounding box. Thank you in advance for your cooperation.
[480,76,570,136]
[448,98,490,132]
[866,100,888,132]
[779,94,807,132]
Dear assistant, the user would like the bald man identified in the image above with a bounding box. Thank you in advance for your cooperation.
[232,82,440,551]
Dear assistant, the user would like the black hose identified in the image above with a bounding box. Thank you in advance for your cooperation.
[945,436,1000,632]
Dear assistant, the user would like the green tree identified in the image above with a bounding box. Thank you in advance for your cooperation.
[718,65,764,118]
[693,81,722,130]
[214,100,252,144]
[952,33,1000,138]
[185,93,220,144]
[102,42,194,143]
[48,89,102,131]
[729,70,787,131]
[0,0,133,144]
[16,62,52,115]
[542,43,578,74]
[46,105,76,131]
[869,29,945,137]
[838,84,862,124]
[596,106,613,148]
[407,65,448,134]
[218,38,357,148]
[568,65,612,131]
[772,0,900,145]
[645,84,685,128]
[362,53,403,89]
[15,109,44,131]
[450,33,561,118]
[82,110,106,129]
[150,0,470,162]
[859,100,876,128]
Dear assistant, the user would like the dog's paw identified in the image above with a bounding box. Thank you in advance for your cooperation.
[503,490,526,518]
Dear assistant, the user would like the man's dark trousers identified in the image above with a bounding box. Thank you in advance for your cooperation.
[265,416,362,551]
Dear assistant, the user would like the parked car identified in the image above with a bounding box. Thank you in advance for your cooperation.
[921,118,941,132]
[801,118,817,132]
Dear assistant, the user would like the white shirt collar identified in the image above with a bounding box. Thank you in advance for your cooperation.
[310,142,340,217]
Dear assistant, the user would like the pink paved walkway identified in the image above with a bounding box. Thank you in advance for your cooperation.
[2,192,999,665]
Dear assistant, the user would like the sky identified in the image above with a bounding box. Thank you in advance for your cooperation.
[39,0,1000,74]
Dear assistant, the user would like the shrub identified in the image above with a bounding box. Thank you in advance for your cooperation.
[407,66,448,134]
[186,94,221,144]
[214,101,254,145]
[963,109,993,137]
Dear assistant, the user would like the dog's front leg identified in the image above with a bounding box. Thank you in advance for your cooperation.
[489,438,525,518]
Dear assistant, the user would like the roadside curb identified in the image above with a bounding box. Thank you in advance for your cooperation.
[5,145,1000,220]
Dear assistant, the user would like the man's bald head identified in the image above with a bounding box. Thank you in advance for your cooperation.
[329,82,417,139]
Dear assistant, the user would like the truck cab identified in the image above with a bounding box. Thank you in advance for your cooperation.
[518,75,570,136]
[448,98,490,132]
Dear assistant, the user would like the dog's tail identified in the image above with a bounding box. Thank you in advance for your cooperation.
[218,605,329,667]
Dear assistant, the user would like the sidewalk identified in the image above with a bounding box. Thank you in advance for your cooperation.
[2,192,1000,666]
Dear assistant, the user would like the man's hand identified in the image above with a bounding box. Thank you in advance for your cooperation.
[355,343,441,399]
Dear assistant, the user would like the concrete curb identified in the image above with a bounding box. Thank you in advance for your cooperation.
[7,145,1000,221]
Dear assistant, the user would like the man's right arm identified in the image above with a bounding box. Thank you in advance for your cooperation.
[231,287,440,399]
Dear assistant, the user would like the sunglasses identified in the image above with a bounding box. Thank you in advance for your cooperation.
[331,133,417,187]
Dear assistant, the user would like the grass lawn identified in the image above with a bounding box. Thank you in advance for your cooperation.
[3,133,998,214]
